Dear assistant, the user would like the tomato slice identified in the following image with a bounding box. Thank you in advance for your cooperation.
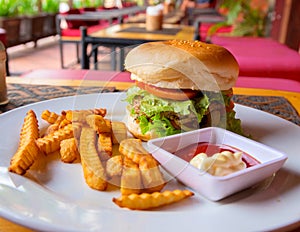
[226,99,235,112]
[136,82,198,100]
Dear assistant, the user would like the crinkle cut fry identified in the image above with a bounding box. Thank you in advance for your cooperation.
[72,122,83,144]
[79,127,107,191]
[60,138,80,163]
[113,189,194,210]
[36,123,73,155]
[19,110,39,147]
[97,132,113,161]
[9,110,41,175]
[41,110,59,124]
[119,138,165,193]
[46,115,71,135]
[120,156,142,195]
[111,121,127,144]
[106,155,123,178]
[86,114,112,133]
[66,108,107,123]
[139,155,166,193]
[119,138,151,164]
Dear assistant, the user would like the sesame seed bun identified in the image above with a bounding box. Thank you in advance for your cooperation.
[124,40,239,91]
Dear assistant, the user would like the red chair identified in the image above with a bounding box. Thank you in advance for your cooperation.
[57,8,112,68]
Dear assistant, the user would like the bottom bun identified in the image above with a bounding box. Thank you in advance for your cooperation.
[126,111,157,141]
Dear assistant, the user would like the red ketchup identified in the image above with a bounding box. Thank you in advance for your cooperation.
[173,142,260,168]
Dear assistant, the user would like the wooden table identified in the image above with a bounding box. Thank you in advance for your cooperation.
[80,23,196,70]
[1,75,300,232]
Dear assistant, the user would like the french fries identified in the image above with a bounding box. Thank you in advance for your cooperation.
[60,138,80,163]
[36,123,74,155]
[41,109,59,124]
[119,138,166,193]
[8,108,194,211]
[79,127,107,191]
[46,115,71,135]
[41,110,71,135]
[139,155,166,193]
[9,110,41,175]
[111,121,127,144]
[106,155,123,178]
[121,156,142,195]
[119,138,151,164]
[65,108,106,123]
[86,114,111,133]
[97,132,113,161]
[113,189,194,210]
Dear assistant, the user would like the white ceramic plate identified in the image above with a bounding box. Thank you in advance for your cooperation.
[1,92,300,232]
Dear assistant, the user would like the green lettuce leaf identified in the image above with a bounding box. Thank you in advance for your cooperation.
[125,86,245,137]
[125,86,210,136]
[226,111,244,135]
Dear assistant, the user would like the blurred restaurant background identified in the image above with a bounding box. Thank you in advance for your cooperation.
[0,0,299,75]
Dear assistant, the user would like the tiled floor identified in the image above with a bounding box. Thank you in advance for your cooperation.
[7,35,113,76]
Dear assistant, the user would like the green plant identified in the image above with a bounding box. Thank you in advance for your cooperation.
[208,0,270,37]
[42,0,60,13]
[72,0,95,8]
[72,0,104,8]
[0,0,19,17]
[17,0,39,15]
[95,0,104,7]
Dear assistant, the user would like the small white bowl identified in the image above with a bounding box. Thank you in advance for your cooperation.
[147,127,288,201]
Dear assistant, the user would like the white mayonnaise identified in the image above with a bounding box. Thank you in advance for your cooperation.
[190,151,247,176]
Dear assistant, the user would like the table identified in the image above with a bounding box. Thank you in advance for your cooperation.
[56,6,146,25]
[125,11,185,24]
[80,23,196,70]
[1,75,300,232]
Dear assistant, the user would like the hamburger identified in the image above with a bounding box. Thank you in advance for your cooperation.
[124,40,243,141]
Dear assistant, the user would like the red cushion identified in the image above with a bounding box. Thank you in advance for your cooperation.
[0,28,6,46]
[236,76,300,92]
[21,69,133,83]
[60,9,84,29]
[211,36,300,80]
[123,2,137,7]
[200,23,232,33]
[21,69,88,79]
[84,70,132,82]
[199,23,232,41]
[80,7,96,13]
[61,21,110,37]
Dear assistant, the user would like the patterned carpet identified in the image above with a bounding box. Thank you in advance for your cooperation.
[0,83,116,113]
[232,95,300,125]
[1,83,299,126]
